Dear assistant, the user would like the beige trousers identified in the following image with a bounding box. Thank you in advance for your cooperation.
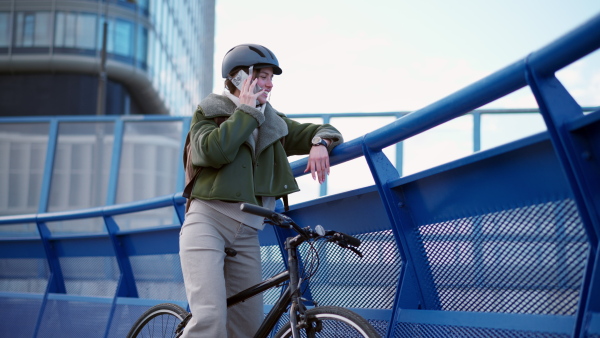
[179,200,263,338]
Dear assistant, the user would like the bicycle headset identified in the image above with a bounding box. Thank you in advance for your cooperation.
[221,44,283,78]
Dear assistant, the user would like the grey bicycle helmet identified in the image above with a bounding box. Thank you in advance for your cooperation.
[221,44,282,78]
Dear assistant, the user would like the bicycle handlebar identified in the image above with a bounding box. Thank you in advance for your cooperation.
[240,203,361,249]
[240,202,277,219]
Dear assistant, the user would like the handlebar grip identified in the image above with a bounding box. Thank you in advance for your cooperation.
[342,233,361,247]
[240,203,275,219]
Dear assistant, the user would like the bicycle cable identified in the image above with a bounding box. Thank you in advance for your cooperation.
[299,234,336,299]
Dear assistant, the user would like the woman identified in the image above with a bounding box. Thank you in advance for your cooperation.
[179,43,343,337]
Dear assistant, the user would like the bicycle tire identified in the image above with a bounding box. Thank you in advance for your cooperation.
[127,303,189,338]
[273,306,380,338]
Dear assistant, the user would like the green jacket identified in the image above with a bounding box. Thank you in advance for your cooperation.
[188,94,343,206]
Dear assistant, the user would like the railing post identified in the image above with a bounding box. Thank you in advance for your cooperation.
[472,111,481,152]
[525,59,600,338]
[102,214,138,338]
[33,220,66,337]
[361,140,436,338]
[105,119,125,205]
[38,120,59,213]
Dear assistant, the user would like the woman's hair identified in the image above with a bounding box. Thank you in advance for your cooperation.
[224,66,258,94]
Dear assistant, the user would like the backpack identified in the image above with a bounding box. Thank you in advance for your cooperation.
[182,116,228,212]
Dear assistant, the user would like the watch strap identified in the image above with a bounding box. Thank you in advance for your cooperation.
[313,139,328,147]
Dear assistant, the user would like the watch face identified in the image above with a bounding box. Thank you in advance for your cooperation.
[311,136,322,145]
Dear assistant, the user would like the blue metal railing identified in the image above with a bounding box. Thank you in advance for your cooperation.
[2,107,597,216]
[0,12,599,338]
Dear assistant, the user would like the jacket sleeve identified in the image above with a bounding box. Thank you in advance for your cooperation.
[281,116,344,156]
[190,105,265,168]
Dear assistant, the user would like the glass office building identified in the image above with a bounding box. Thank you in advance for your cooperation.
[0,0,215,216]
[0,0,215,117]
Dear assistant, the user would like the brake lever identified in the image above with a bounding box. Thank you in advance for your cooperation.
[265,215,293,229]
[326,237,364,258]
[348,246,363,258]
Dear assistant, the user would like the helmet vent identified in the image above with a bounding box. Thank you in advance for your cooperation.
[264,48,275,59]
[249,46,266,58]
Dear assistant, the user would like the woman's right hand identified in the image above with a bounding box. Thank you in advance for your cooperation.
[239,76,263,106]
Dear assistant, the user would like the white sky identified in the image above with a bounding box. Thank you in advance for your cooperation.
[212,0,600,113]
[211,0,600,203]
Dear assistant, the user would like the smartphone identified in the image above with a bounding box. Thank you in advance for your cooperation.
[230,66,262,93]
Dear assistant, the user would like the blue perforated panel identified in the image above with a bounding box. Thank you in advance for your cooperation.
[299,230,401,309]
[394,322,570,338]
[0,258,49,293]
[261,244,287,305]
[59,256,119,297]
[0,297,42,337]
[106,303,154,338]
[416,199,588,315]
[37,298,112,338]
[130,254,187,301]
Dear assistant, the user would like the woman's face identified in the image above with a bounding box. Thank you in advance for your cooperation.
[255,67,274,105]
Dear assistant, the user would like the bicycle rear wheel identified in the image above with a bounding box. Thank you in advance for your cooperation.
[127,303,189,338]
[274,306,380,338]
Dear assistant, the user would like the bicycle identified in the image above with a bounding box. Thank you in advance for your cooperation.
[127,203,381,338]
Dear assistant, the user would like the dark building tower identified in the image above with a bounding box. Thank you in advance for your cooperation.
[0,0,215,117]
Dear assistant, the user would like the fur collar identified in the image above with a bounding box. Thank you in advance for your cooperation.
[199,93,288,155]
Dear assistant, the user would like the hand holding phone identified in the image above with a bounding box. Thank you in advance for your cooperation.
[231,66,262,94]
[231,66,264,106]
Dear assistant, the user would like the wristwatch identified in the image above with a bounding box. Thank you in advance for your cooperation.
[311,136,328,147]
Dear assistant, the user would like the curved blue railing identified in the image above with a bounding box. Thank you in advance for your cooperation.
[1,12,599,338]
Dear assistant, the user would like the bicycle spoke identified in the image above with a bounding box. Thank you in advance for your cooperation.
[127,304,188,338]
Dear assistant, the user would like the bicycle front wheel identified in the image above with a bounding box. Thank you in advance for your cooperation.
[127,303,189,338]
[274,306,380,338]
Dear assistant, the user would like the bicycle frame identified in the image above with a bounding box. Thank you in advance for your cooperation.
[224,233,309,338]
[131,204,371,338]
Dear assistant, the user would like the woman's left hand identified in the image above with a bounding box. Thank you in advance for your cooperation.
[305,145,330,184]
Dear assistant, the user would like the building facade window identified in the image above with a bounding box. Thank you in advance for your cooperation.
[114,18,133,60]
[0,12,10,49]
[1,1,214,117]
[136,25,148,69]
[14,11,51,49]
[54,12,97,52]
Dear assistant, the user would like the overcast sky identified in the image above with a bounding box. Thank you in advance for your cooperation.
[210,1,600,202]
[212,0,599,113]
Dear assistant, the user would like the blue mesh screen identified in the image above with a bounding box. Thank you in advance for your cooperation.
[415,199,588,315]
[130,254,187,301]
[37,298,112,338]
[394,322,571,338]
[0,296,43,337]
[0,257,49,293]
[261,244,287,305]
[106,303,154,337]
[298,230,401,309]
[59,256,119,297]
